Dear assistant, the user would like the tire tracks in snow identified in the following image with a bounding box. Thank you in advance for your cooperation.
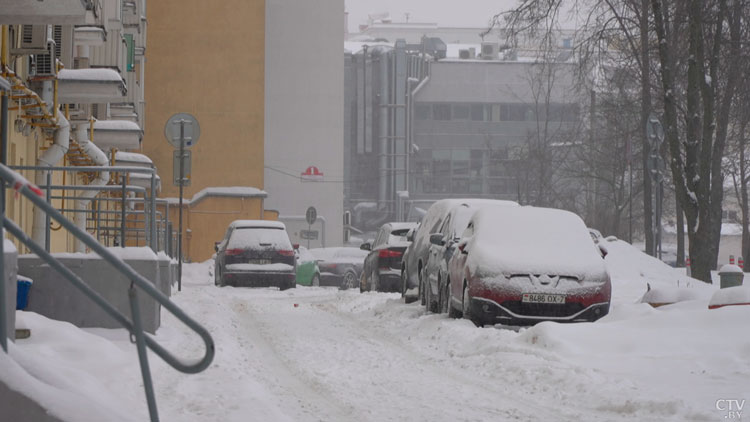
[242,289,572,422]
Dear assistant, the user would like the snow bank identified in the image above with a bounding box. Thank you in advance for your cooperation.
[709,285,750,309]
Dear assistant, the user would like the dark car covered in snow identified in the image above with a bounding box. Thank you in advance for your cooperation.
[308,247,369,289]
[214,220,296,290]
[360,222,418,292]
[446,206,611,327]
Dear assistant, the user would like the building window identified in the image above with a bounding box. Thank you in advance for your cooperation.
[415,104,431,120]
[452,104,470,120]
[470,104,485,121]
[433,104,451,121]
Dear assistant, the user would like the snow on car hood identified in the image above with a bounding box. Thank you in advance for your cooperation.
[466,207,608,281]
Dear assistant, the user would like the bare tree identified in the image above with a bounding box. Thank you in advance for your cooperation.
[650,0,743,282]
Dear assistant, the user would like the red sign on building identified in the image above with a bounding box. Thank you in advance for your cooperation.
[301,166,324,182]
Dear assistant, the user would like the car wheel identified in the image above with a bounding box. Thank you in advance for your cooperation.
[341,271,357,290]
[438,276,449,314]
[402,268,417,304]
[425,278,438,313]
[359,272,368,293]
[447,278,461,318]
[462,283,482,327]
[311,273,320,287]
[419,265,426,306]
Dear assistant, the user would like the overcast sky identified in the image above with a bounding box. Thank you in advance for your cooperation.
[345,0,519,33]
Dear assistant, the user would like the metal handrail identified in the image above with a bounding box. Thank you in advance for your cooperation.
[0,164,214,421]
[11,164,159,252]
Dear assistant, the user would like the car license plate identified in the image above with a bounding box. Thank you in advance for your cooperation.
[249,259,271,265]
[522,293,566,304]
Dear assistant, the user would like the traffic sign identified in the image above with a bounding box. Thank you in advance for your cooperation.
[306,206,317,225]
[165,112,201,148]
[300,230,319,240]
[173,150,191,186]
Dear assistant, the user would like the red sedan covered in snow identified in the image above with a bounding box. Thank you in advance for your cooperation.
[446,206,611,327]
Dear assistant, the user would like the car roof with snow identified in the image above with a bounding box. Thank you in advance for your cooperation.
[229,220,286,230]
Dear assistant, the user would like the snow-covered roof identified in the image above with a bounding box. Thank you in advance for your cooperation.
[58,68,122,82]
[94,120,141,131]
[229,220,286,230]
[115,151,152,165]
[387,222,418,232]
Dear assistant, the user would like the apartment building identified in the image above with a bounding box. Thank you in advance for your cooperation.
[1,0,150,254]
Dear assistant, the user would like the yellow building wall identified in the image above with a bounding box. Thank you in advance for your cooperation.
[143,0,265,197]
[2,98,71,254]
[144,1,266,262]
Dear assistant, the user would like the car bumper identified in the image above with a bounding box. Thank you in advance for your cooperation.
[468,296,610,326]
[319,273,344,287]
[222,271,296,289]
[376,270,401,292]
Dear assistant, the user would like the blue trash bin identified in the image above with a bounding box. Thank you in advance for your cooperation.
[16,275,33,310]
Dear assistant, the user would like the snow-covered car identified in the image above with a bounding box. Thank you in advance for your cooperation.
[360,222,418,292]
[308,247,369,289]
[446,206,611,326]
[423,200,518,313]
[401,199,518,304]
[214,220,296,290]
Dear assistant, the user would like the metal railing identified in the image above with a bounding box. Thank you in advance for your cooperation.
[0,163,214,422]
[11,165,161,253]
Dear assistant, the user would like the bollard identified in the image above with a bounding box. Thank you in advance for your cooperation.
[740,257,745,270]
[686,256,691,277]
[730,255,735,265]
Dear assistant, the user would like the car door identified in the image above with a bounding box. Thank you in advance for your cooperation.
[449,221,474,303]
[370,227,389,288]
[426,213,453,297]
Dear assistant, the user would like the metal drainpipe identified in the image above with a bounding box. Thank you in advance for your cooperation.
[32,110,70,248]
[73,123,109,253]
[1,75,10,352]
[373,47,391,210]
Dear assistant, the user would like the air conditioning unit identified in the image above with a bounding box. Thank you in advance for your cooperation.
[32,43,56,77]
[459,49,476,60]
[10,25,49,55]
[53,25,75,70]
[481,42,499,60]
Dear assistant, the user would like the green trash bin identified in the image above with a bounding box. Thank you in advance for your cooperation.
[718,264,744,289]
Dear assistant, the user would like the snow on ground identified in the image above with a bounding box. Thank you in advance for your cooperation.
[3,240,750,421]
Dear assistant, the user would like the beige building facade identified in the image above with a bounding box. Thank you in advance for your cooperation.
[144,0,267,262]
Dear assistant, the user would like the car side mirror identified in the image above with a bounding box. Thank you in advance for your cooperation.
[429,233,445,246]
[214,241,221,252]
[598,243,608,258]
[360,242,371,251]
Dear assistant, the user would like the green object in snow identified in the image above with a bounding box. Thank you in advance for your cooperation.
[295,246,320,286]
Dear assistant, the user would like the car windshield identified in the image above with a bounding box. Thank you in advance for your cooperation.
[227,227,291,250]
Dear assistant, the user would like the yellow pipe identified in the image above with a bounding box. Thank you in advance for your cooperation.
[89,115,95,144]
[1,25,8,70]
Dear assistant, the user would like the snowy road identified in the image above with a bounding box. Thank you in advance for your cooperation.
[146,259,748,422]
[8,246,749,422]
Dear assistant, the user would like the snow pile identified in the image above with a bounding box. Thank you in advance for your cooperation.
[709,285,750,309]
